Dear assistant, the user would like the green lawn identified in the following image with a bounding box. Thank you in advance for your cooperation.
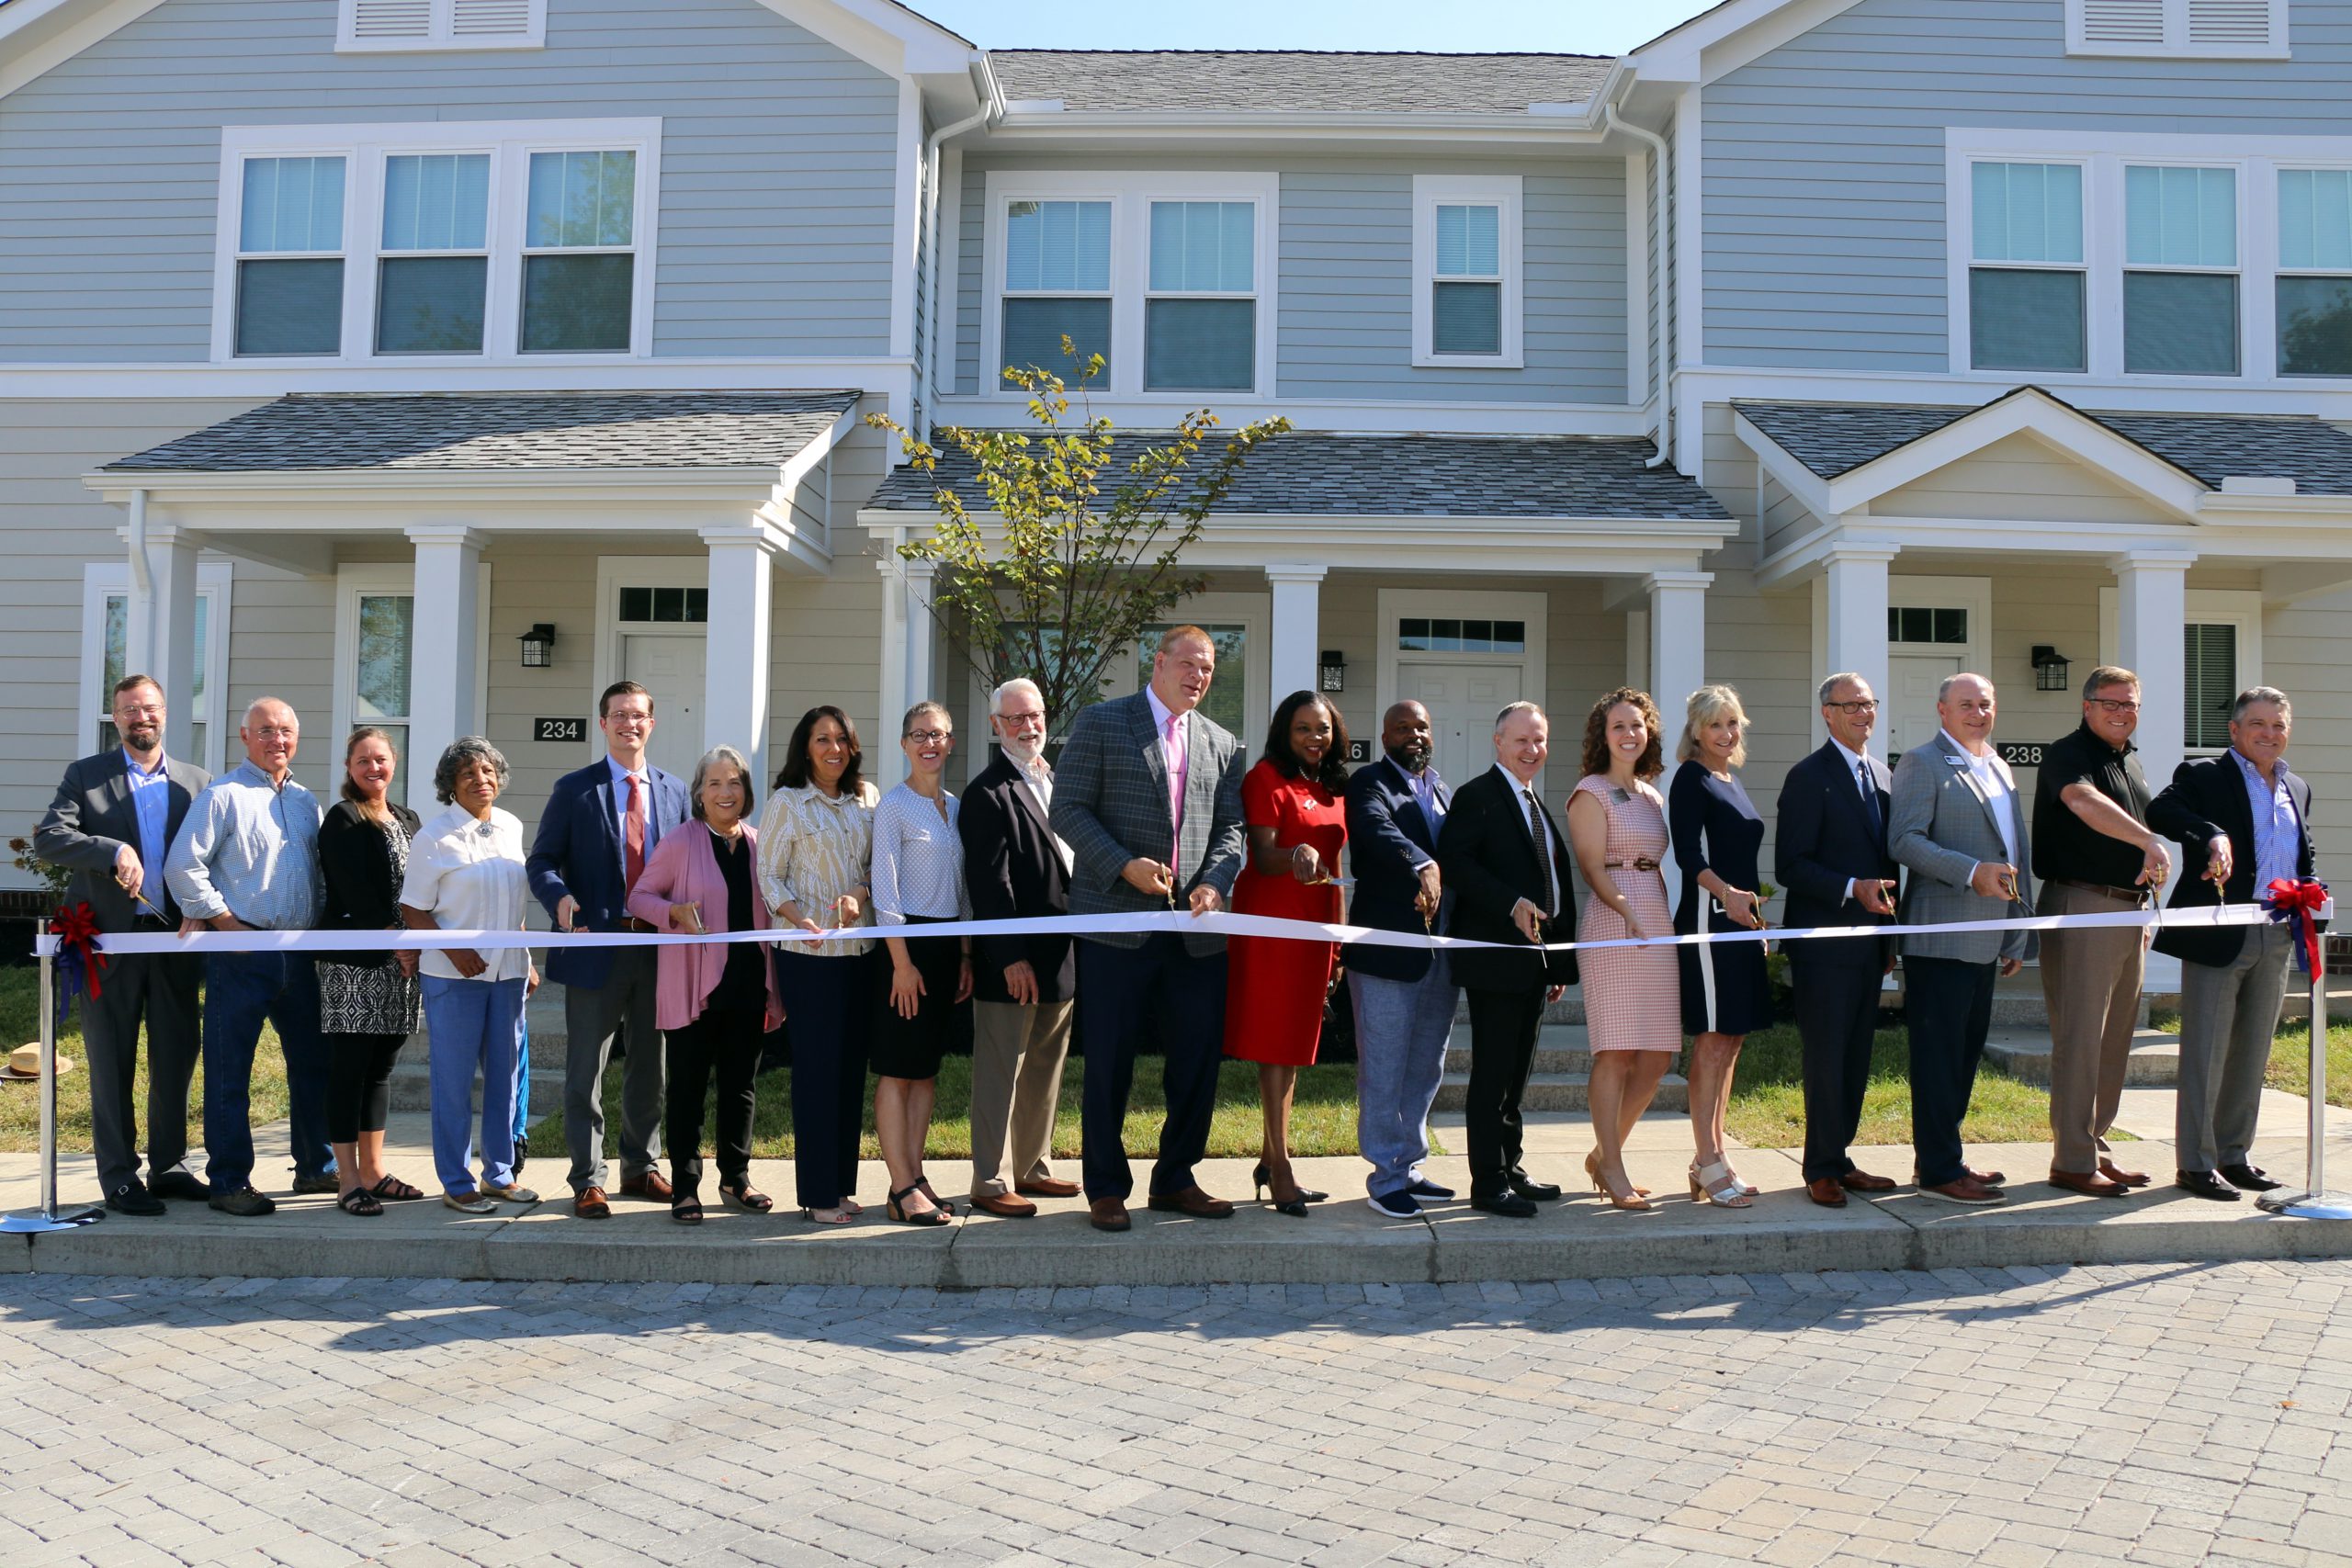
[2149,1007,2352,1110]
[1718,1021,2065,1150]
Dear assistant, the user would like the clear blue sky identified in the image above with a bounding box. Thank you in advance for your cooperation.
[910,1,1722,58]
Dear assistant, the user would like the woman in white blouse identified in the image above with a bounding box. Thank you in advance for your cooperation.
[757,705,879,1225]
[870,701,975,1225]
[400,737,538,1214]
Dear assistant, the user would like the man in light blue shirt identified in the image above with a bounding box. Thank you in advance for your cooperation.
[164,696,331,1216]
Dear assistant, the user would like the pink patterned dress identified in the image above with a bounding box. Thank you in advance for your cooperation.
[1572,774,1683,1053]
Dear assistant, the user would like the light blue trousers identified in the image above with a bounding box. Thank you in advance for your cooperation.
[1351,962,1458,1198]
[422,975,526,1196]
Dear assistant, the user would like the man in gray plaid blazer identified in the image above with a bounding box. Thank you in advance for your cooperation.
[1050,625,1248,1231]
[1887,672,2033,1206]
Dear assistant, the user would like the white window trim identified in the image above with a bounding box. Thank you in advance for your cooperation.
[337,0,548,54]
[978,170,1280,402]
[1412,175,1525,369]
[591,557,710,767]
[1947,128,2352,387]
[330,563,493,789]
[212,118,662,367]
[80,562,233,778]
[2098,586,2263,756]
[2064,0,2290,61]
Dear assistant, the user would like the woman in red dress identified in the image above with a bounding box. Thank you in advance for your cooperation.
[1225,690,1351,1217]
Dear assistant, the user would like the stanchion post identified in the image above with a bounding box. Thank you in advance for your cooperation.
[2,948,106,1234]
[2259,929,2352,1220]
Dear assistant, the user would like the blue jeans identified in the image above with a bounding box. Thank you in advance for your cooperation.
[202,953,332,1193]
[1350,962,1458,1198]
[422,975,526,1195]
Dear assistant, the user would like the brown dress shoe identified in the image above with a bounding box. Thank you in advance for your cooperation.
[1146,1186,1235,1218]
[970,1192,1038,1219]
[2049,1167,2130,1197]
[573,1187,611,1219]
[1920,1175,2005,1206]
[1970,1167,2007,1187]
[1838,1169,1897,1192]
[2098,1160,2151,1188]
[1806,1177,1849,1207]
[1089,1197,1131,1233]
[619,1170,674,1201]
[1015,1177,1081,1199]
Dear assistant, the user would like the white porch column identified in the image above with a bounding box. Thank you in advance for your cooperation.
[904,557,938,712]
[1822,546,1899,760]
[2113,550,2194,790]
[875,553,910,789]
[127,516,204,762]
[701,525,776,789]
[1623,607,1650,692]
[1265,564,1328,703]
[1644,570,1712,715]
[404,525,482,815]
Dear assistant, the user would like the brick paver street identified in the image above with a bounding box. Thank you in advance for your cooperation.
[3,1261,2349,1567]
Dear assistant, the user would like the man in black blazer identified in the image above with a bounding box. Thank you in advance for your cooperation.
[1774,672,1900,1207]
[957,678,1081,1219]
[34,675,211,1214]
[1436,701,1579,1218]
[1344,701,1460,1218]
[2150,686,2318,1200]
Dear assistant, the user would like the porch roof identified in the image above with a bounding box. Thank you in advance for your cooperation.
[866,432,1732,522]
[986,51,1614,115]
[100,391,862,474]
[1733,389,2352,494]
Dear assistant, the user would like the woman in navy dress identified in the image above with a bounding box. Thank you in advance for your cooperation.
[1669,684,1773,1208]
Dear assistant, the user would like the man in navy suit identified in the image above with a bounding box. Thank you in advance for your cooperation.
[2150,686,2318,1201]
[526,680,689,1218]
[1345,701,1461,1218]
[1775,672,1901,1207]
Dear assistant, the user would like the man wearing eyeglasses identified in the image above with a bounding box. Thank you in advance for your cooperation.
[35,675,212,1215]
[2031,665,2171,1198]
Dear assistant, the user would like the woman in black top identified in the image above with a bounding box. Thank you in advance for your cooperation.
[317,727,424,1216]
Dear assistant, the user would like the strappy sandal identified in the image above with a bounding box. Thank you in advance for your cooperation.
[915,1177,956,1218]
[720,1179,774,1213]
[887,1183,951,1226]
[369,1175,425,1201]
[1690,1159,1755,1208]
[799,1205,854,1224]
[336,1187,383,1217]
[672,1198,704,1225]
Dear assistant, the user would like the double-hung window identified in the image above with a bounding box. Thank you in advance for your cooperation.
[1001,198,1114,383]
[1145,201,1256,391]
[1968,162,2086,373]
[377,152,491,354]
[523,150,639,353]
[1412,175,1523,367]
[2123,164,2240,375]
[235,155,348,356]
[2277,168,2352,376]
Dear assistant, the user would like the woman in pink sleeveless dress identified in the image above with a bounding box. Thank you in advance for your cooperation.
[1566,687,1682,1211]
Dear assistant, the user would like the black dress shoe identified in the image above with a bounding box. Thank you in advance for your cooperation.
[1507,1174,1564,1202]
[2220,1163,2284,1192]
[2175,1170,2241,1201]
[1472,1190,1540,1218]
[106,1180,164,1216]
[149,1169,209,1202]
[1406,1178,1456,1202]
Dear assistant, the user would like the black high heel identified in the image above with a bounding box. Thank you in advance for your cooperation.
[887,1183,951,1226]
[1250,1161,1315,1218]
[1253,1161,1327,1204]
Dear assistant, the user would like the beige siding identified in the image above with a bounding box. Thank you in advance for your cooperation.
[1874,434,2165,524]
[482,542,601,847]
[2267,589,2352,814]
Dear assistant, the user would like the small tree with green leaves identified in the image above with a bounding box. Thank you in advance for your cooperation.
[868,345,1290,731]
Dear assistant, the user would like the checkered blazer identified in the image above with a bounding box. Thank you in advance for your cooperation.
[1048,691,1246,953]
[1888,729,2035,965]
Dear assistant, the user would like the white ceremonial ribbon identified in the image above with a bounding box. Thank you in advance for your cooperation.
[38,899,2327,960]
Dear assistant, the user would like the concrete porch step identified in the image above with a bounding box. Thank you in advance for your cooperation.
[1443,1023,1590,1076]
[1433,1071,1689,1115]
[1453,989,1583,1025]
[1983,1028,2181,1088]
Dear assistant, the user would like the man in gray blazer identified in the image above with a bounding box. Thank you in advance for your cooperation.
[34,674,211,1214]
[1049,625,1247,1232]
[1888,672,2032,1206]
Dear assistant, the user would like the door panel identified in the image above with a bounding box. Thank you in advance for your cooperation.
[1397,660,1521,790]
[623,632,707,784]
[1886,652,1962,764]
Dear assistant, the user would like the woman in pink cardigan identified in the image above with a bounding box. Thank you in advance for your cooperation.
[626,744,786,1224]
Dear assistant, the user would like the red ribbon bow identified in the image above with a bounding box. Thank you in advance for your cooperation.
[2265,877,2328,977]
[45,900,107,1032]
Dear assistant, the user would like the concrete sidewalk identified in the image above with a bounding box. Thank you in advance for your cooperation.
[6,1096,2348,1286]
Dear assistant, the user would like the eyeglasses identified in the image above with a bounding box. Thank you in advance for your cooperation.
[1826,700,1879,715]
[997,711,1047,728]
[2088,698,2141,715]
[904,729,952,745]
[114,703,164,718]
[250,726,298,739]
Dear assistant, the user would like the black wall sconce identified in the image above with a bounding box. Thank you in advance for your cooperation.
[519,624,558,669]
[1319,650,1346,693]
[2030,644,2070,693]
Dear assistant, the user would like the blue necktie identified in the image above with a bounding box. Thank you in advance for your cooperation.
[1857,759,1883,840]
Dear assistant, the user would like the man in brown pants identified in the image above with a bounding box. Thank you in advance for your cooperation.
[2030,666,2171,1197]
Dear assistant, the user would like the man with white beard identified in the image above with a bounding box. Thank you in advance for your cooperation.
[956,677,1082,1217]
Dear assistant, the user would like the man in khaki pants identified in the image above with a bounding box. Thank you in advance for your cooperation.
[2030,666,2171,1197]
[956,679,1080,1217]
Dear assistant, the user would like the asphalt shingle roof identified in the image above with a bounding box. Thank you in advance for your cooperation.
[868,432,1730,522]
[987,51,1614,114]
[1734,393,2352,495]
[104,391,861,472]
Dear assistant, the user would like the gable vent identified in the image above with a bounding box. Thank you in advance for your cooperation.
[452,0,535,35]
[2188,0,2275,45]
[351,0,433,37]
[2080,0,2165,43]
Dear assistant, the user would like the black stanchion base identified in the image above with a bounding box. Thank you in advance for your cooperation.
[2256,1191,2352,1220]
[1,1205,105,1234]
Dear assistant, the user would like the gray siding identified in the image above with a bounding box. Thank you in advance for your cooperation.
[1703,0,2352,370]
[0,0,902,362]
[951,152,1627,405]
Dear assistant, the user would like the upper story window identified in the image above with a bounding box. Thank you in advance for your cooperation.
[2065,0,2287,59]
[1412,175,1523,367]
[982,172,1277,400]
[339,0,546,52]
[213,118,660,365]
[1967,161,2086,373]
[2277,168,2352,376]
[2123,164,2239,375]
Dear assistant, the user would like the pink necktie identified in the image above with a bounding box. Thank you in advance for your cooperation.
[1164,712,1186,846]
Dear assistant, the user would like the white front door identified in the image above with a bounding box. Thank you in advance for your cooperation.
[1886,651,1962,764]
[624,632,707,784]
[1399,660,1521,792]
